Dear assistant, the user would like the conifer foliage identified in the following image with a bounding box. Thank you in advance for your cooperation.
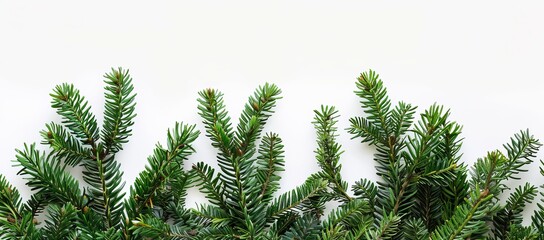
[313,69,544,239]
[190,84,327,239]
[2,68,544,239]
[0,68,201,239]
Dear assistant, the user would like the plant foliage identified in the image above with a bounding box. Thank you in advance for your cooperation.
[191,84,328,239]
[316,69,544,239]
[0,68,201,239]
[1,68,544,240]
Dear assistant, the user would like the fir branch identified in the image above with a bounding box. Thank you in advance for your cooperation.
[281,214,321,240]
[493,183,538,239]
[76,208,105,239]
[256,133,285,205]
[126,122,199,220]
[348,70,417,220]
[81,152,125,229]
[389,101,417,138]
[471,134,538,199]
[234,83,281,158]
[402,218,429,240]
[403,104,451,172]
[267,178,327,219]
[364,211,401,240]
[355,69,392,136]
[49,70,137,230]
[352,178,378,209]
[195,83,283,239]
[166,170,196,226]
[124,122,198,239]
[41,203,78,240]
[321,199,372,238]
[0,211,40,239]
[229,84,281,235]
[41,122,91,166]
[131,214,194,240]
[432,137,537,240]
[0,175,36,240]
[506,183,538,222]
[313,105,351,202]
[531,160,544,237]
[197,88,235,157]
[503,129,542,180]
[14,144,84,212]
[431,185,496,240]
[348,116,387,145]
[101,67,137,154]
[192,204,231,228]
[191,162,226,208]
[50,83,99,147]
[0,174,24,224]
[506,225,539,240]
[197,88,254,231]
[391,104,452,216]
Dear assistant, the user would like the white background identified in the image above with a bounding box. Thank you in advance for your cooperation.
[1,1,544,223]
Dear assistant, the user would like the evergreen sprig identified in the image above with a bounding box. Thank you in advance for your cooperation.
[192,84,328,239]
[46,68,136,230]
[312,106,351,203]
[319,69,544,240]
[532,160,544,239]
[15,144,84,214]
[1,68,544,240]
[101,68,137,154]
[0,68,202,239]
[50,83,100,146]
[126,122,200,237]
[41,203,78,239]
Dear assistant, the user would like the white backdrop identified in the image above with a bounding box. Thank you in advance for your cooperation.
[1,1,544,223]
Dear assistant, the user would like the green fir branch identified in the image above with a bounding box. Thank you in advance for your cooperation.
[130,214,194,240]
[50,83,99,147]
[313,105,351,202]
[321,199,372,238]
[197,88,235,157]
[81,151,125,229]
[531,160,544,238]
[126,123,199,238]
[101,67,137,154]
[3,67,544,239]
[191,162,226,208]
[41,122,91,167]
[14,144,84,212]
[282,214,321,240]
[234,83,281,158]
[126,123,199,219]
[0,211,40,239]
[0,174,24,224]
[355,69,392,136]
[364,211,400,240]
[41,203,78,240]
[256,133,285,205]
[268,178,327,219]
[493,183,538,239]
